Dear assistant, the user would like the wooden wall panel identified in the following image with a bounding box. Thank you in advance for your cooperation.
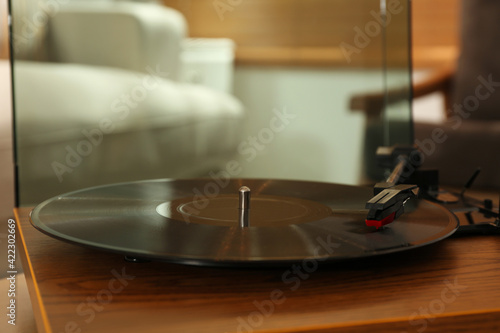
[163,0,461,68]
[2,1,461,66]
[412,0,461,68]
[0,0,8,59]
[163,0,386,67]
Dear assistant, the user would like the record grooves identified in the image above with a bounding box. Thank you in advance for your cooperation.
[29,179,459,267]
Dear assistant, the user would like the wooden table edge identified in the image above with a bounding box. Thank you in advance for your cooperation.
[265,308,500,333]
[15,207,53,333]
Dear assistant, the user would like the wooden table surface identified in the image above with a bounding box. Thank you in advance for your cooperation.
[15,206,500,333]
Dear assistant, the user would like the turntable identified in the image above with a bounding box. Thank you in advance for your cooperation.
[14,179,500,333]
[15,155,500,332]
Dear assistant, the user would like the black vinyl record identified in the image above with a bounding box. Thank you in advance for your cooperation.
[30,179,458,266]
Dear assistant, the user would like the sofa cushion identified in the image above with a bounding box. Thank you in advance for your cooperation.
[14,61,244,203]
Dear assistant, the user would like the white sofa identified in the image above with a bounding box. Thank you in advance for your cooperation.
[13,1,244,204]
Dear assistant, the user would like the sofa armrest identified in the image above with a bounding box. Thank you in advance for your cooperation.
[350,67,455,118]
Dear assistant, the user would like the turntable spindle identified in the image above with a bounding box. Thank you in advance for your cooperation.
[239,186,251,228]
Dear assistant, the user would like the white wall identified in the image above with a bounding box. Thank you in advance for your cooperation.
[412,69,447,124]
[232,66,385,186]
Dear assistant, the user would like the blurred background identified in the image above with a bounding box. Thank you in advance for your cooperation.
[0,0,460,212]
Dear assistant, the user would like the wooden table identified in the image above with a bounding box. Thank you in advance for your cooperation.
[15,206,500,333]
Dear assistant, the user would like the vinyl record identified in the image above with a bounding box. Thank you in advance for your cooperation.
[30,179,458,266]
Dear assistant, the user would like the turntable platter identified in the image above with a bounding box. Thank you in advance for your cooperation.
[29,179,458,266]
